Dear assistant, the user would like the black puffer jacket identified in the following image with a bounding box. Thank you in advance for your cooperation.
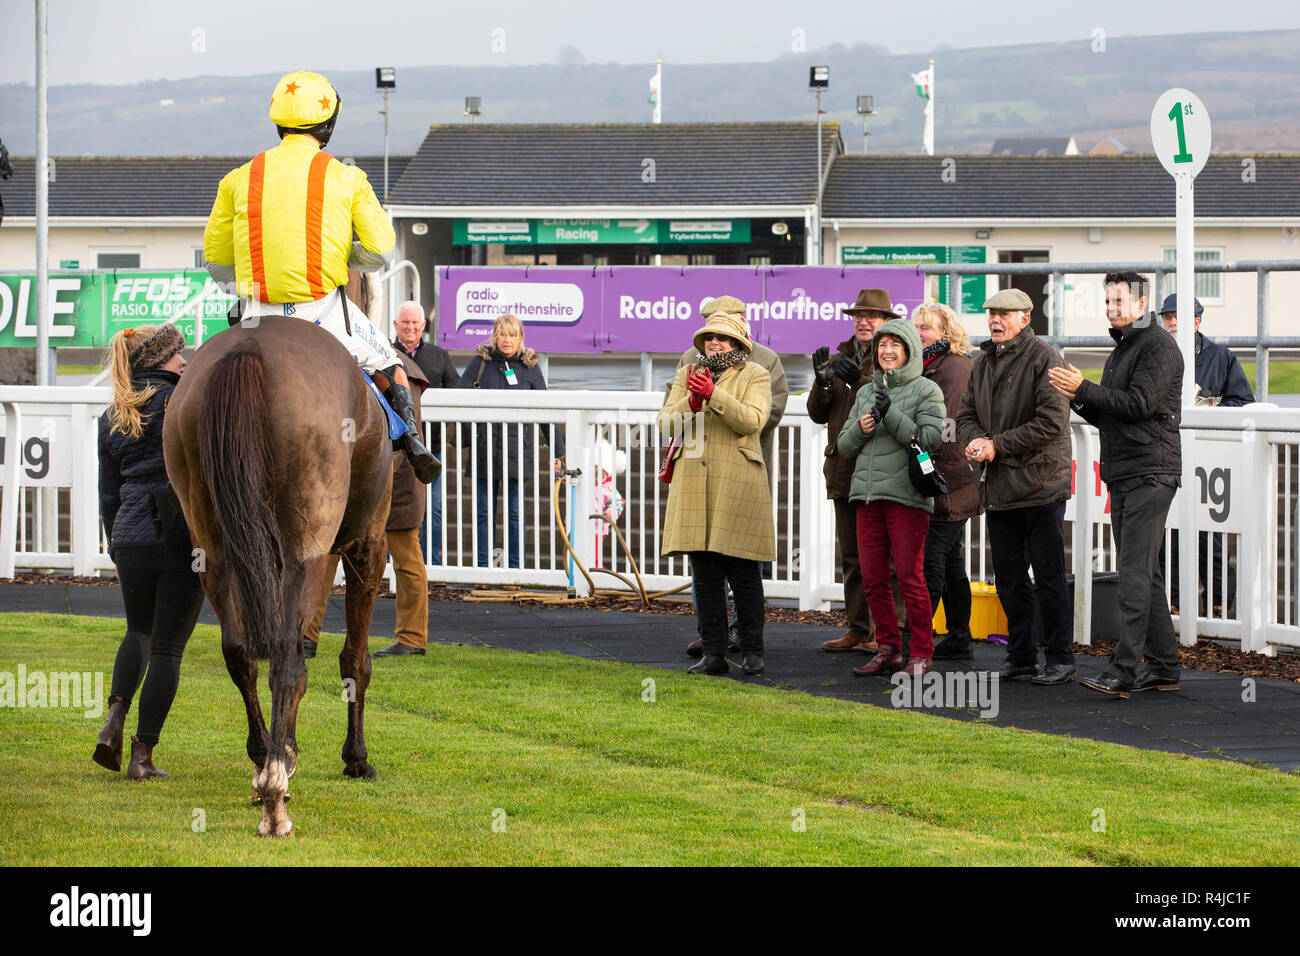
[1074,314,1184,484]
[1194,332,1255,407]
[456,344,565,481]
[98,369,179,554]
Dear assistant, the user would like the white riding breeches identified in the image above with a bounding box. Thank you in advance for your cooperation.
[241,290,398,374]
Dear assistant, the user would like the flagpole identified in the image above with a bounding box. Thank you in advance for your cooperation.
[924,58,935,156]
[652,58,662,124]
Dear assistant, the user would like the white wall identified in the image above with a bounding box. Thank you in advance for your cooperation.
[830,222,1300,339]
[0,223,206,273]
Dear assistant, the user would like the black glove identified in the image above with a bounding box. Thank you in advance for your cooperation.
[811,346,832,386]
[870,387,892,423]
[829,355,861,386]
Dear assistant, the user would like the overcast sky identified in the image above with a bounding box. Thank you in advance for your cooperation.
[3,0,1300,86]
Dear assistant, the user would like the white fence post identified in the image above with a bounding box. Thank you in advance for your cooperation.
[1236,417,1272,655]
[566,408,596,598]
[1070,423,1095,646]
[1,401,24,580]
[70,404,99,575]
[798,417,830,611]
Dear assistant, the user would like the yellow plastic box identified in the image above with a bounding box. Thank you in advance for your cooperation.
[931,582,1008,642]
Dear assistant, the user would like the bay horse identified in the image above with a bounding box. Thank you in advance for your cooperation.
[163,315,393,836]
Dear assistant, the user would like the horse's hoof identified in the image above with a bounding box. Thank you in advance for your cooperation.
[343,761,377,779]
[256,818,293,838]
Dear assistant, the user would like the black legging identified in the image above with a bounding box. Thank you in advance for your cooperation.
[109,545,205,747]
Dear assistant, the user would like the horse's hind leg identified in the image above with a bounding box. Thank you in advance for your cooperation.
[254,561,314,838]
[339,531,386,779]
[220,619,269,790]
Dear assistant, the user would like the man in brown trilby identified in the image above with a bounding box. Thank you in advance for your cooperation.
[808,288,904,652]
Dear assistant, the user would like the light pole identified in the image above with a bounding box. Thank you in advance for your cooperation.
[856,95,876,154]
[464,96,482,124]
[809,66,829,266]
[375,67,396,203]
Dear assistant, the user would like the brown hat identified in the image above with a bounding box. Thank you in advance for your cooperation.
[693,295,753,353]
[126,323,185,371]
[843,288,895,317]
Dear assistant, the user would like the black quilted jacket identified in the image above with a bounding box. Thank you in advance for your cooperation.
[98,369,179,554]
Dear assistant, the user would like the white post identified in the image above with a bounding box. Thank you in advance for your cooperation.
[383,88,391,203]
[1071,423,1095,646]
[1,402,23,579]
[35,0,51,386]
[798,418,830,611]
[71,404,98,575]
[567,408,595,597]
[923,59,935,157]
[1236,419,1269,654]
[1175,171,1198,647]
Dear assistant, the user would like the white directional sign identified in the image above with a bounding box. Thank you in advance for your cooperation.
[1150,88,1211,179]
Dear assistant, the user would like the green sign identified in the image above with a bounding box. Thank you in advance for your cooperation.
[840,245,987,314]
[0,271,236,349]
[454,218,752,246]
[59,259,79,269]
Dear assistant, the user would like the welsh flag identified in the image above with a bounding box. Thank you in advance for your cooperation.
[911,67,932,100]
[648,73,659,106]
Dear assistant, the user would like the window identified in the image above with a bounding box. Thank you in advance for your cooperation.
[95,251,141,269]
[193,248,207,269]
[1161,248,1223,304]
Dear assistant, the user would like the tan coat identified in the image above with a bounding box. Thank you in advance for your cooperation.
[674,342,788,477]
[657,360,775,561]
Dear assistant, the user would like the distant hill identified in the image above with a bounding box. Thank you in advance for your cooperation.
[2,29,1298,157]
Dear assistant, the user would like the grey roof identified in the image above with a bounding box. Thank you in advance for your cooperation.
[0,155,409,217]
[989,136,1077,156]
[822,154,1300,219]
[387,122,843,207]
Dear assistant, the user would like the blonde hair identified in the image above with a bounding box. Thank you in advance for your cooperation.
[912,302,971,356]
[492,313,524,350]
[103,327,160,438]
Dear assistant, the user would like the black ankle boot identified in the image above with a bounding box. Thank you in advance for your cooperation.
[687,654,728,676]
[93,696,128,772]
[384,382,442,484]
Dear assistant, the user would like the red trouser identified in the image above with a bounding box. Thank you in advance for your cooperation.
[856,501,933,658]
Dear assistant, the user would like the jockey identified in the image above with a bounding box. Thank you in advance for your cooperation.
[203,70,439,484]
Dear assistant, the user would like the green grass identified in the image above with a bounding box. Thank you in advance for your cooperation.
[3,612,1297,866]
[54,363,103,378]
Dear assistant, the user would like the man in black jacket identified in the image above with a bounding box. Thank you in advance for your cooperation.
[1050,271,1184,697]
[393,301,459,563]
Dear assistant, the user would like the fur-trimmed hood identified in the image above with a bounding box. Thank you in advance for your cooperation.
[476,342,539,369]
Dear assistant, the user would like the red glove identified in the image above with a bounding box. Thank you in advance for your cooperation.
[687,369,715,402]
[689,391,703,412]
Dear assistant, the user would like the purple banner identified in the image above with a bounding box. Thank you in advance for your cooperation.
[435,266,924,353]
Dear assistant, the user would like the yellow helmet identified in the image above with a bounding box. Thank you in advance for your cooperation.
[268,71,340,135]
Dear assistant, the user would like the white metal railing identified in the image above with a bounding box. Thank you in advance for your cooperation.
[2,385,1297,654]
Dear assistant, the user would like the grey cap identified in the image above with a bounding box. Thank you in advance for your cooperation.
[983,288,1033,311]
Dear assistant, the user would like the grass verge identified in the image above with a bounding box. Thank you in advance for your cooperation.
[2,613,1297,866]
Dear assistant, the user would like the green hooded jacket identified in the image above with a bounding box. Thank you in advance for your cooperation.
[836,318,946,513]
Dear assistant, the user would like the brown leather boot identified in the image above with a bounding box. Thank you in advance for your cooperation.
[852,647,905,676]
[127,735,168,781]
[93,696,128,772]
[821,633,876,652]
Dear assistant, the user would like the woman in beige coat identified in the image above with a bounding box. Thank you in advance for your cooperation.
[658,296,775,676]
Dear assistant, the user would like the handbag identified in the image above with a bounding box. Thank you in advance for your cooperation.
[906,433,947,497]
[658,437,681,484]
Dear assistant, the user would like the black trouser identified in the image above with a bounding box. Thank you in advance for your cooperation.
[986,501,1074,667]
[1106,476,1180,683]
[925,517,971,639]
[1169,529,1235,613]
[110,545,205,747]
[689,552,765,656]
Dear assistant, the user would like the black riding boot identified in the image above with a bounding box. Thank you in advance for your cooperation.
[384,382,441,485]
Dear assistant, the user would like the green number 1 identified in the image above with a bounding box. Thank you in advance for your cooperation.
[1168,102,1193,164]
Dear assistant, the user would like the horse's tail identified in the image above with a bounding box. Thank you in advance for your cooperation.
[198,343,284,659]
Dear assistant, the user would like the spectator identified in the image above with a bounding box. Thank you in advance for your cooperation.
[672,295,787,656]
[93,324,205,780]
[658,297,774,676]
[913,302,981,659]
[392,300,459,564]
[303,355,432,658]
[956,289,1076,685]
[1051,272,1185,697]
[837,318,945,678]
[808,288,900,653]
[1160,293,1254,616]
[457,314,564,569]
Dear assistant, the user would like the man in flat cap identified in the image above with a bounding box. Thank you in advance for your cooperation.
[957,288,1076,684]
[808,288,902,653]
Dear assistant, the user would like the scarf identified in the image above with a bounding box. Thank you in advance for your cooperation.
[696,349,748,375]
[922,339,950,369]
